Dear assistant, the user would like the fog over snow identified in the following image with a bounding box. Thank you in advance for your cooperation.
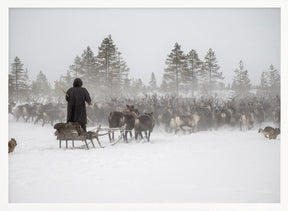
[9,8,280,85]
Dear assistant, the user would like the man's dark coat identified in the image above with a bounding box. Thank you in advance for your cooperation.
[66,87,91,125]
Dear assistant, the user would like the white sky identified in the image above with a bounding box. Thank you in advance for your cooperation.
[9,8,280,86]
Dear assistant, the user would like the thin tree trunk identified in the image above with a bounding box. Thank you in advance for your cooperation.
[176,66,179,99]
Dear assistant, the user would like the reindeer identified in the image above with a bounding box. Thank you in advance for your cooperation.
[239,111,255,131]
[170,111,200,134]
[22,104,38,122]
[12,105,24,121]
[34,103,53,125]
[8,138,17,153]
[157,107,174,132]
[258,127,280,140]
[134,112,155,142]
[108,105,138,142]
[121,110,139,142]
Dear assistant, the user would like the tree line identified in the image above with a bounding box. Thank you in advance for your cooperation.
[9,35,280,104]
[161,42,280,98]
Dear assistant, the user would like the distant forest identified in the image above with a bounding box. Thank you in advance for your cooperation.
[9,35,280,104]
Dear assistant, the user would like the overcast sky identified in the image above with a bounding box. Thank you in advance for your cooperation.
[9,8,280,86]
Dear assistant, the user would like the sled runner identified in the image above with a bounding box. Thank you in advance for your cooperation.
[93,125,127,146]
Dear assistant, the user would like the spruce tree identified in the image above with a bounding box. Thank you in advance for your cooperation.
[10,57,30,102]
[231,60,251,97]
[148,72,157,91]
[163,43,187,98]
[268,64,280,93]
[160,80,168,94]
[260,72,269,91]
[183,49,202,96]
[31,71,51,102]
[115,51,130,96]
[96,35,129,96]
[199,48,223,94]
[69,56,83,78]
[259,64,280,96]
[81,46,97,91]
[9,74,16,103]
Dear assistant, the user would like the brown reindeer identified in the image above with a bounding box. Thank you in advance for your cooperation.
[258,127,280,140]
[121,110,139,142]
[135,112,155,142]
[8,138,17,153]
[108,105,138,142]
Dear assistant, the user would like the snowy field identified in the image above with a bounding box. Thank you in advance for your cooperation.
[8,117,280,203]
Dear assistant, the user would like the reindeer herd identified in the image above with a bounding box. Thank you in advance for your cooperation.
[10,102,66,127]
[9,94,280,142]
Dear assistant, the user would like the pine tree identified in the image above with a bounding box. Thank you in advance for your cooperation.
[122,77,131,96]
[10,57,30,102]
[183,49,202,96]
[162,43,187,98]
[96,35,129,96]
[160,80,168,94]
[260,72,269,89]
[199,48,223,94]
[69,56,83,78]
[115,51,130,96]
[9,73,16,103]
[31,71,51,102]
[231,60,251,97]
[268,64,280,93]
[148,72,157,92]
[81,46,97,91]
[64,70,73,87]
[96,35,118,93]
[259,64,280,96]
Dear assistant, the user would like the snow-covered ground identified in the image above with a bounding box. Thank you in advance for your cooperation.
[8,117,280,203]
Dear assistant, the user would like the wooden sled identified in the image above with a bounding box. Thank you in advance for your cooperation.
[54,122,104,149]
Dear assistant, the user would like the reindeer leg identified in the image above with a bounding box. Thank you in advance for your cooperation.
[109,131,115,142]
[139,132,144,139]
[34,117,38,125]
[144,131,147,138]
[108,130,112,142]
[147,131,150,142]
[124,131,128,143]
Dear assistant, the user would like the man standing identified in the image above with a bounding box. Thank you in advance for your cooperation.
[66,78,92,132]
